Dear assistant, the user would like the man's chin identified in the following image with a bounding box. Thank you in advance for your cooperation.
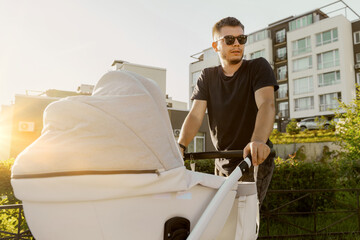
[229,57,243,65]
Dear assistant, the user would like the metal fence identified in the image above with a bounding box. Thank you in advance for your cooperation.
[1,189,359,240]
[0,204,34,240]
[259,188,360,239]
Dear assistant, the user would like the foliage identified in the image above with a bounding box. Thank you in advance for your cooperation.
[184,159,214,174]
[0,158,18,204]
[286,118,300,135]
[265,156,338,212]
[0,197,31,238]
[270,129,337,144]
[334,85,360,160]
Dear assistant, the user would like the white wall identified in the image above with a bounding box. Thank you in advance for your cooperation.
[114,63,167,96]
[244,38,273,65]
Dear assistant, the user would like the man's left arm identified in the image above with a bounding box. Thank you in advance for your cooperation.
[243,86,275,166]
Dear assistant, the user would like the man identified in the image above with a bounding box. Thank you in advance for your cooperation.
[178,17,278,205]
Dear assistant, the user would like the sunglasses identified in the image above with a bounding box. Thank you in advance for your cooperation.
[217,35,248,45]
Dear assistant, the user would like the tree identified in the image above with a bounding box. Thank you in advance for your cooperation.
[335,85,360,160]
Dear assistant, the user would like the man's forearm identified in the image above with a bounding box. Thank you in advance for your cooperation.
[251,101,275,143]
[178,100,207,148]
[178,113,203,147]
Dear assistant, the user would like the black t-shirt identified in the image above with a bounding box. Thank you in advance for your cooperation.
[191,57,278,151]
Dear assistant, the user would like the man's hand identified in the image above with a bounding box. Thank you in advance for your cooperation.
[243,141,270,166]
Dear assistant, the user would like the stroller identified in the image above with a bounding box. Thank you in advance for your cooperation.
[11,70,268,240]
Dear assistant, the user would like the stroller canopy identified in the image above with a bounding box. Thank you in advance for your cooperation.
[12,71,184,179]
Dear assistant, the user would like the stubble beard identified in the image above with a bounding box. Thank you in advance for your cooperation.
[221,52,243,65]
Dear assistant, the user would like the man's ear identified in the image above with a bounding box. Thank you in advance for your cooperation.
[212,41,218,52]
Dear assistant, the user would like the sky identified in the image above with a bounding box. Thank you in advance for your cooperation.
[1,0,360,108]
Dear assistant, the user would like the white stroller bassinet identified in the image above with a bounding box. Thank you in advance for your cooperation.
[11,70,259,240]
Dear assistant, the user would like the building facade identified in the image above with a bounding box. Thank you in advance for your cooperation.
[352,19,360,84]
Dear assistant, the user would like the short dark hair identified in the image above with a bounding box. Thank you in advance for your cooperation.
[212,17,244,39]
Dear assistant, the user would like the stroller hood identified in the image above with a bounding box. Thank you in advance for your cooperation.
[12,71,184,178]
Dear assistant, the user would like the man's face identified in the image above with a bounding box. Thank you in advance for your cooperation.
[212,26,245,65]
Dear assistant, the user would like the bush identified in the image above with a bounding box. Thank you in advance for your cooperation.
[286,119,300,135]
[334,85,360,160]
[269,129,337,144]
[265,157,338,212]
[184,159,215,174]
[0,159,18,204]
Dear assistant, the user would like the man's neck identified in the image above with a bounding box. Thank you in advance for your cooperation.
[221,60,243,77]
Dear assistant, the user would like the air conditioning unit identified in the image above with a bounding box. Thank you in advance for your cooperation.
[173,129,181,137]
[18,121,35,132]
[355,64,360,69]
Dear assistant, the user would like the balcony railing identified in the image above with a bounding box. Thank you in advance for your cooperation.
[276,55,287,62]
[277,109,289,118]
[277,91,288,99]
[275,36,286,44]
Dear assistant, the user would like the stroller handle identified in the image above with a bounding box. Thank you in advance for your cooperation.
[183,149,276,160]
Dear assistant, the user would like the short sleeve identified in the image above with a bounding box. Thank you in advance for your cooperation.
[191,69,209,101]
[252,57,279,92]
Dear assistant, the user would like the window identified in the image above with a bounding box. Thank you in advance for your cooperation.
[276,47,287,61]
[278,102,289,118]
[292,37,311,56]
[293,56,312,72]
[357,72,360,85]
[356,53,360,63]
[192,71,201,86]
[250,50,265,59]
[289,14,313,31]
[187,133,205,152]
[295,96,314,111]
[276,29,286,43]
[247,30,270,44]
[354,31,360,44]
[319,92,341,111]
[318,71,341,87]
[317,49,339,70]
[277,84,288,98]
[316,28,338,46]
[294,76,313,95]
[277,65,287,80]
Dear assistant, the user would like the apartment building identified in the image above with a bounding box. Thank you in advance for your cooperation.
[352,19,360,84]
[189,5,358,132]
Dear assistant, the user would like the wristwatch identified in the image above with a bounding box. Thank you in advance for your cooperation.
[178,143,187,152]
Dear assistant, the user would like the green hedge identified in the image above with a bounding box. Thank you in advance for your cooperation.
[270,129,337,144]
[183,156,360,213]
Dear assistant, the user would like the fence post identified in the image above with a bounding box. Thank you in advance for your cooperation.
[357,190,360,232]
[16,205,22,240]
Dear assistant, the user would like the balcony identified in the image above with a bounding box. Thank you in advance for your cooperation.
[276,90,288,99]
[277,109,289,118]
[275,55,287,62]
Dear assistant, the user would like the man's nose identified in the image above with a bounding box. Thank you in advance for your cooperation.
[233,38,240,45]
